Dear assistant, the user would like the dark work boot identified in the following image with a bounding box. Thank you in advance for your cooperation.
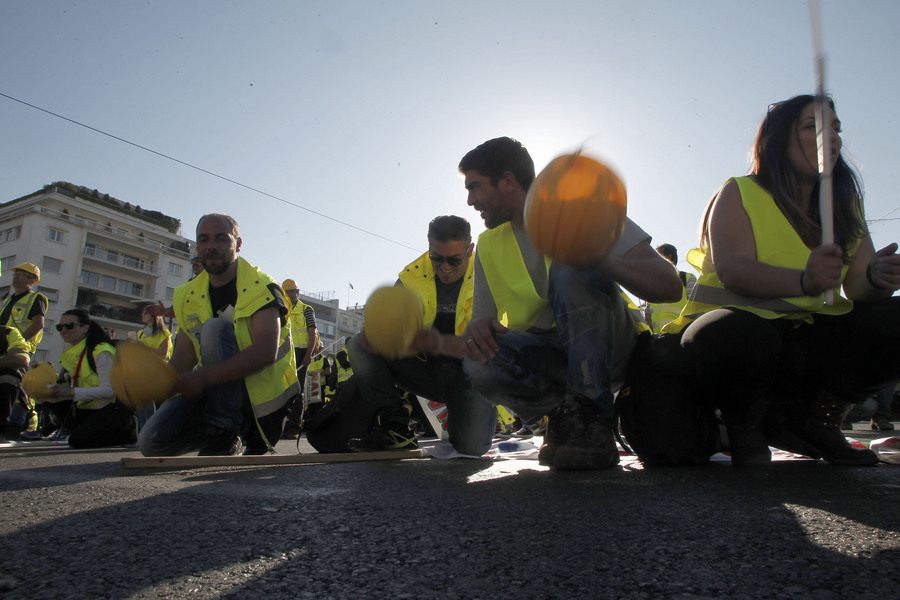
[797,395,878,466]
[537,404,572,467]
[199,426,242,456]
[553,397,619,471]
[722,403,771,467]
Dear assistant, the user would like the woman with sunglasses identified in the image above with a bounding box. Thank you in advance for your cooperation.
[664,95,900,467]
[45,309,136,448]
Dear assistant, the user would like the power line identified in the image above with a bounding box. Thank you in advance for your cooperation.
[0,91,419,252]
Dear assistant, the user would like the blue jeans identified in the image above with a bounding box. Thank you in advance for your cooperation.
[464,263,637,422]
[138,319,244,456]
[349,333,496,456]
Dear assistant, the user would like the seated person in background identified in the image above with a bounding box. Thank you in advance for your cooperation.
[45,309,136,448]
[0,325,31,442]
[137,305,173,359]
[644,244,697,333]
[663,94,900,466]
[138,213,298,457]
[349,215,497,456]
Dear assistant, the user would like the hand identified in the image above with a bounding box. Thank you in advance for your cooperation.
[802,244,844,295]
[46,385,75,403]
[867,243,900,291]
[461,317,507,365]
[175,369,206,399]
[411,328,443,355]
[144,301,166,317]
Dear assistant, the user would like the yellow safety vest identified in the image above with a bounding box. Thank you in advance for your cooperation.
[0,291,47,353]
[663,176,856,334]
[398,251,474,336]
[477,223,649,333]
[647,274,690,333]
[476,223,552,331]
[287,299,314,348]
[59,338,116,410]
[174,257,299,418]
[137,327,173,359]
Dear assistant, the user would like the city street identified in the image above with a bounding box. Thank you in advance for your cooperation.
[1,426,898,600]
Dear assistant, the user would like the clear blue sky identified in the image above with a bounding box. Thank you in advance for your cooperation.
[2,1,899,307]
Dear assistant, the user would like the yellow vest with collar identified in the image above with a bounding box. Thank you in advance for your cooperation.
[0,291,47,353]
[287,300,313,348]
[663,176,856,333]
[173,257,298,418]
[398,251,474,337]
[137,328,173,359]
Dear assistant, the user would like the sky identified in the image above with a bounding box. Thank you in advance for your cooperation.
[2,0,900,308]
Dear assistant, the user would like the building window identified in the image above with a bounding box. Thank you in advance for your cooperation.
[101,275,116,291]
[1,255,16,270]
[80,270,100,287]
[48,227,65,243]
[166,287,176,298]
[38,287,59,303]
[168,262,182,276]
[0,226,21,243]
[122,254,143,270]
[41,257,63,274]
[44,319,54,334]
[0,286,9,299]
[84,243,96,257]
[104,249,119,263]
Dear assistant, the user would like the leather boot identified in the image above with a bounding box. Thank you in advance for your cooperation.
[553,397,619,471]
[722,403,771,467]
[798,395,878,466]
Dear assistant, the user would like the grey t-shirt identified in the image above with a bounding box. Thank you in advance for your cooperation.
[472,217,650,333]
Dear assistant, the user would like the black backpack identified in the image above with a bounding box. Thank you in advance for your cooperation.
[616,331,720,466]
[304,376,375,453]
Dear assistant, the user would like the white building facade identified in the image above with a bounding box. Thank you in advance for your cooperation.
[0,182,194,365]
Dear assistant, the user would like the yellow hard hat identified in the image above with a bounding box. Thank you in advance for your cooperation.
[22,362,57,401]
[13,263,41,282]
[109,341,179,409]
[282,279,298,291]
[363,286,423,359]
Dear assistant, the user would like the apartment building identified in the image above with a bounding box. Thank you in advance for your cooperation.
[0,182,194,365]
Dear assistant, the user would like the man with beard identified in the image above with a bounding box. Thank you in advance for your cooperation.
[138,213,299,456]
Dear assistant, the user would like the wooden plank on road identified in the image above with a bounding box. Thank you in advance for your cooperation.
[120,449,427,469]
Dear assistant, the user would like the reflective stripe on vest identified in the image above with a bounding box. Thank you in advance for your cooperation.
[662,177,856,334]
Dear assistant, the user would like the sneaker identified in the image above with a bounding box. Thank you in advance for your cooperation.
[19,429,43,441]
[198,427,242,456]
[348,416,418,452]
[552,397,620,471]
[513,425,534,439]
[872,414,895,431]
[47,429,69,442]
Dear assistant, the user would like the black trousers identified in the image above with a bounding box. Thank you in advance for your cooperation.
[47,401,135,448]
[677,297,900,412]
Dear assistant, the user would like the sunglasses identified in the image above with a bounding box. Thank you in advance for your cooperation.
[55,322,81,332]
[429,253,466,267]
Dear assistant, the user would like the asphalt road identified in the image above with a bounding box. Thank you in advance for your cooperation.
[1,425,898,600]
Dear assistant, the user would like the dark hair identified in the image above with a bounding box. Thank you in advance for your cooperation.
[427,215,472,245]
[655,243,677,265]
[142,307,169,336]
[197,213,239,238]
[748,94,865,259]
[458,137,536,191]
[62,309,112,373]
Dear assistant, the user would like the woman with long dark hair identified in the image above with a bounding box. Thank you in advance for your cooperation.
[46,308,135,448]
[667,95,900,466]
[137,306,172,359]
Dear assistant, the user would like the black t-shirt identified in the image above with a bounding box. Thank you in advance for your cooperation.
[208,278,288,327]
[0,291,46,327]
[433,276,464,335]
